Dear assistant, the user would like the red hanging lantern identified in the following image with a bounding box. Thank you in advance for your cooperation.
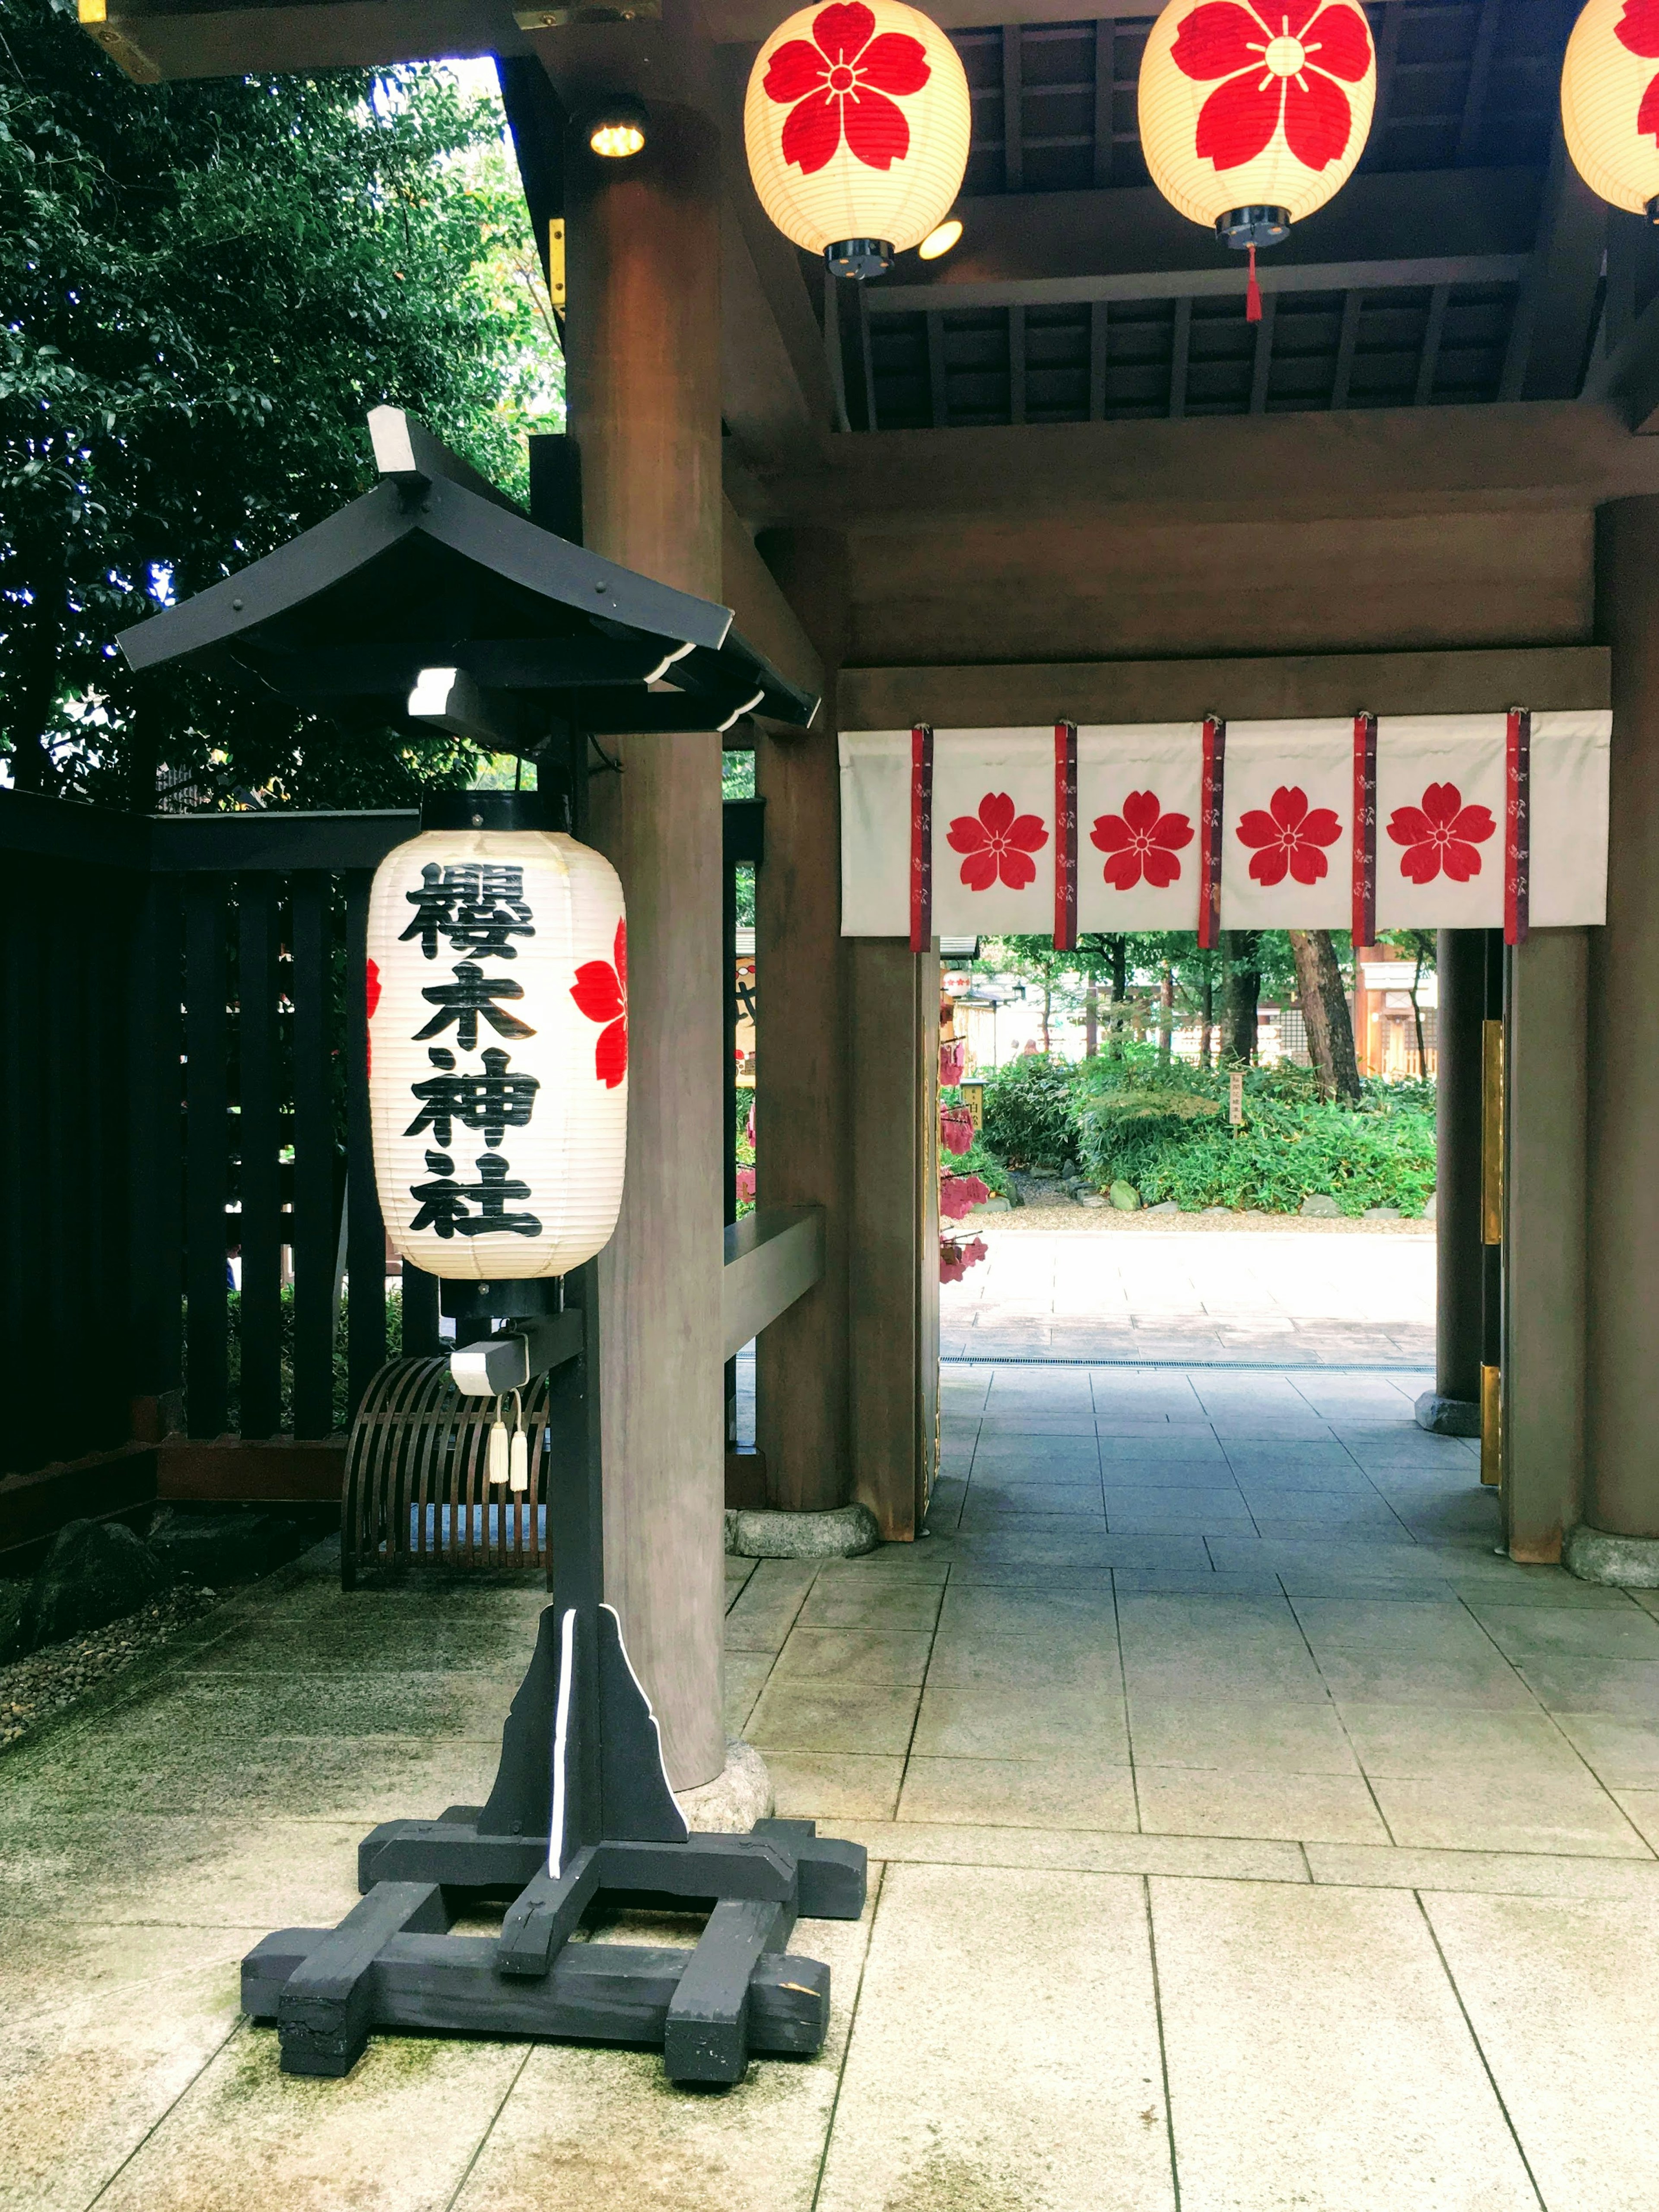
[1138,0,1377,315]
[1562,0,1659,219]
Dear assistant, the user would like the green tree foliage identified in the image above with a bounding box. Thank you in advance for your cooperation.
[1,3,561,806]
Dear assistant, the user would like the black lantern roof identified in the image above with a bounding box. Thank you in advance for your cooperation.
[117,409,819,748]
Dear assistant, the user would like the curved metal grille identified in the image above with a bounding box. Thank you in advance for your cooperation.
[342,1357,553,1584]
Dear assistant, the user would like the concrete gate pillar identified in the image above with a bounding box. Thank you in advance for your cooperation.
[1571,495,1659,1582]
[566,105,727,1785]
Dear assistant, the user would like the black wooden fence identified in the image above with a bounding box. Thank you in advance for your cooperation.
[1,787,762,1482]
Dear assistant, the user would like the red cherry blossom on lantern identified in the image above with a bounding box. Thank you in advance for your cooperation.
[570,918,628,1089]
[947,790,1049,892]
[1090,790,1194,891]
[1171,0,1372,173]
[1386,781,1496,886]
[1235,784,1342,886]
[763,1,931,177]
[1616,0,1659,141]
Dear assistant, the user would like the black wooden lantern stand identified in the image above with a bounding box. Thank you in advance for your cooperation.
[241,787,866,2088]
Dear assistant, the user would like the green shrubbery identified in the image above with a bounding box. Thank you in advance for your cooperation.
[976,1049,1435,1216]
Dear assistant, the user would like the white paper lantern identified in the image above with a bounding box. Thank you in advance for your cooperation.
[744,0,971,275]
[1562,0,1659,217]
[366,813,627,1281]
[1138,0,1376,240]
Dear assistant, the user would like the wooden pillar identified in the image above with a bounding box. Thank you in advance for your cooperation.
[1421,929,1486,1429]
[751,530,851,1512]
[566,105,725,1789]
[1503,929,1589,1563]
[1583,497,1659,1544]
[849,940,940,1540]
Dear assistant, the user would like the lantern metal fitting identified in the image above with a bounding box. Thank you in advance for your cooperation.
[826,237,893,280]
[1215,205,1290,251]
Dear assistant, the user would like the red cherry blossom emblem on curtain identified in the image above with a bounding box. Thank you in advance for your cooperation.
[1090,790,1195,890]
[1172,0,1372,173]
[570,919,628,1089]
[763,1,931,176]
[1616,0,1659,142]
[1386,781,1496,885]
[947,790,1049,892]
[1235,784,1342,886]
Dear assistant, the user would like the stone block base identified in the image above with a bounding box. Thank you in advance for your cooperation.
[674,1736,775,1833]
[724,1502,880,1560]
[1414,1391,1481,1438]
[1564,1524,1659,1588]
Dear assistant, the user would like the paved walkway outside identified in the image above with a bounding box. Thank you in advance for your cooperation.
[8,1365,1659,2210]
[942,1218,1435,1365]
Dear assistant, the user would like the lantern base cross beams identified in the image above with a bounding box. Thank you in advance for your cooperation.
[242,1596,867,2085]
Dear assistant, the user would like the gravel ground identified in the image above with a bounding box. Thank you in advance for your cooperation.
[0,1583,222,1752]
[972,1200,1433,1235]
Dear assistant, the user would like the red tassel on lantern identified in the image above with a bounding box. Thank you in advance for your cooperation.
[1246,241,1262,324]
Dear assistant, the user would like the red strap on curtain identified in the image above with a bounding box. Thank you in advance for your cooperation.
[1053,720,1078,951]
[1198,716,1225,949]
[1351,711,1377,948]
[909,723,933,953]
[1505,708,1530,947]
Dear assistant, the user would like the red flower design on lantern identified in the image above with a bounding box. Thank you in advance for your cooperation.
[1386,781,1496,886]
[947,790,1049,892]
[570,919,628,1089]
[1235,784,1342,886]
[1616,0,1659,141]
[1171,0,1372,173]
[763,1,931,176]
[1090,790,1194,890]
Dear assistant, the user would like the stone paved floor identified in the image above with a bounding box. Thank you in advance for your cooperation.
[7,1364,1659,2209]
[941,1221,1435,1365]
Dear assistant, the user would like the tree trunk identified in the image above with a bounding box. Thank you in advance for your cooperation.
[1041,971,1052,1054]
[1108,936,1127,1056]
[1222,930,1260,1063]
[1158,959,1173,1063]
[1199,968,1214,1068]
[1408,941,1428,1075]
[1288,928,1362,1104]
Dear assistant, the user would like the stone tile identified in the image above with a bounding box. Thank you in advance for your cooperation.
[746,1678,921,1756]
[1137,1767,1389,1845]
[1312,1652,1536,1710]
[724,1650,774,1733]
[1472,1603,1659,1660]
[897,1754,1138,1832]
[90,2018,524,2212]
[1097,1428,1226,1462]
[1127,1698,1361,1775]
[1149,1878,1540,2212]
[1337,1704,1590,1779]
[960,1479,1106,1518]
[1513,1656,1659,1716]
[1307,1842,1659,1900]
[1111,1568,1286,1596]
[451,1906,876,2212]
[924,1638,1121,1693]
[815,1864,1176,2212]
[1246,1505,1413,1542]
[844,1821,1308,1883]
[721,1558,820,1651]
[1368,1770,1652,1858]
[936,1582,1118,1637]
[970,1434,1102,1470]
[910,1678,1128,1761]
[1291,1596,1499,1658]
[948,1530,1185,1570]
[794,1580,943,1631]
[811,1551,951,1587]
[1226,1463,1379,1494]
[1103,1492,1258,1536]
[766,1752,905,1822]
[1122,1650,1329,1706]
[770,1628,934,1688]
[1609,1788,1659,1850]
[0,1940,246,2212]
[1422,1893,1659,2212]
[1096,1455,1245,1490]
[1548,1711,1659,1786]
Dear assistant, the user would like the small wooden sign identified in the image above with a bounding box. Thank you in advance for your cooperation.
[1228,1070,1244,1127]
[959,1080,984,1133]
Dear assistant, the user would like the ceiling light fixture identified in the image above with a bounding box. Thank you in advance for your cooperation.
[917,216,962,260]
[587,97,648,159]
